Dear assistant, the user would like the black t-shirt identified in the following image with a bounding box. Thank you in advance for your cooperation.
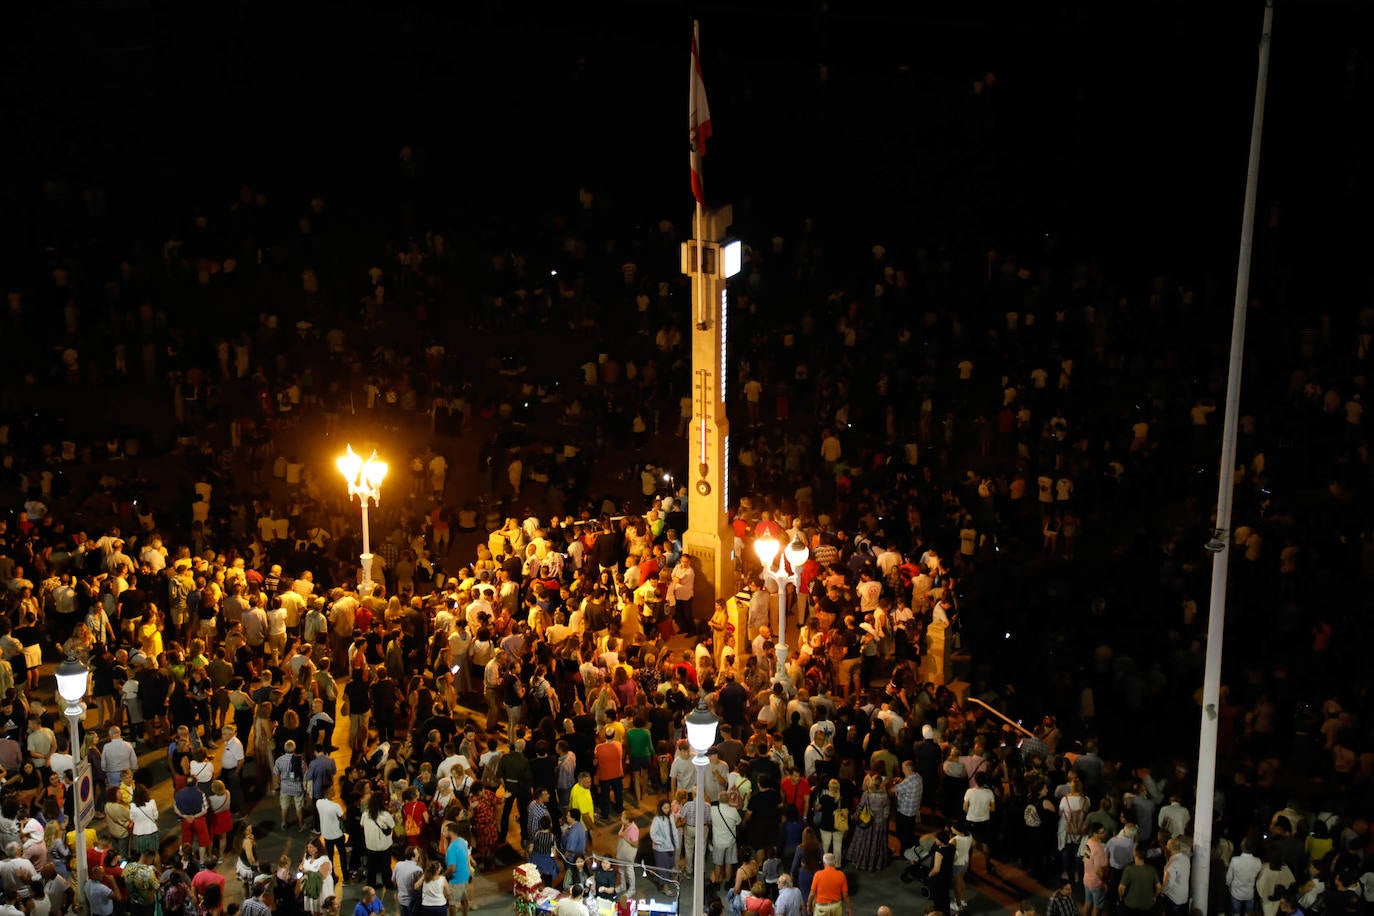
[118,587,147,622]
[649,706,674,745]
[502,673,523,707]
[91,656,117,696]
[371,678,399,713]
[718,682,748,727]
[344,679,370,711]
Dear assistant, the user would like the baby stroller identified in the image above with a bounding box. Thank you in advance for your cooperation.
[900,839,936,895]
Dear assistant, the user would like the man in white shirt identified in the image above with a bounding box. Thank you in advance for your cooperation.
[100,727,138,787]
[277,588,306,632]
[315,784,347,867]
[220,725,246,814]
[1226,841,1263,913]
[1158,795,1191,838]
[0,846,38,901]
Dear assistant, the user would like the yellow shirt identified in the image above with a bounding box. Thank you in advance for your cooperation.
[570,783,595,822]
[139,622,163,658]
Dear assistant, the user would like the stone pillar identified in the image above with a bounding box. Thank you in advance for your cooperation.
[683,205,736,628]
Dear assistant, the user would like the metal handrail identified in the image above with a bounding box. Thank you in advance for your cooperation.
[967,696,1035,739]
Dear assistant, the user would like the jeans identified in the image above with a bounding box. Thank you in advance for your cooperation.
[504,704,523,734]
[597,778,623,818]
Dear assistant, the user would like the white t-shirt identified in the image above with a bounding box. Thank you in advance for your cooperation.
[316,798,345,839]
[963,786,995,822]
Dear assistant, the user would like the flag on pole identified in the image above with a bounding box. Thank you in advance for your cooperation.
[689,21,713,205]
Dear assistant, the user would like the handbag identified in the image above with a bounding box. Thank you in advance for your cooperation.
[833,808,849,832]
[857,803,874,828]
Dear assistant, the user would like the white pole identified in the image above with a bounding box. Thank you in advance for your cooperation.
[775,575,789,684]
[68,706,88,914]
[692,756,708,916]
[1191,3,1273,913]
[359,499,374,597]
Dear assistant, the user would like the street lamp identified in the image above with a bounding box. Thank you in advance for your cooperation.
[685,700,718,916]
[754,532,810,685]
[337,445,387,597]
[55,655,89,913]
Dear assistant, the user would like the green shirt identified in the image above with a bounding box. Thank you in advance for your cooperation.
[125,862,160,905]
[1119,863,1158,911]
[627,727,654,760]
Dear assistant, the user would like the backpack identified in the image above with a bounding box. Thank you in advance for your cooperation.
[482,751,505,788]
[1063,796,1089,838]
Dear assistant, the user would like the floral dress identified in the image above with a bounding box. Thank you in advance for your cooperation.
[471,788,500,859]
[847,790,891,871]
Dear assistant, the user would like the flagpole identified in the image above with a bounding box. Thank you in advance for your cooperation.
[1191,3,1273,914]
[693,20,708,331]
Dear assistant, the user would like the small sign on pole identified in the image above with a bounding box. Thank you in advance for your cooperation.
[76,762,95,826]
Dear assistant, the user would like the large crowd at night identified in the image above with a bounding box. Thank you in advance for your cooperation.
[1,87,1373,916]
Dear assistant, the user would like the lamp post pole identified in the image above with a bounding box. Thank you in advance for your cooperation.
[337,445,388,597]
[754,534,810,686]
[685,701,719,916]
[55,656,90,914]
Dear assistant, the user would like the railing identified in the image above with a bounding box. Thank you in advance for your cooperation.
[967,696,1035,739]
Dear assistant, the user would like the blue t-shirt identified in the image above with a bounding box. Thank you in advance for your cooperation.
[446,838,471,884]
[352,898,383,916]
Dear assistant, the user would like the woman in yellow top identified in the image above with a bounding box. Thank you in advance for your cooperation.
[139,607,164,658]
[710,598,733,665]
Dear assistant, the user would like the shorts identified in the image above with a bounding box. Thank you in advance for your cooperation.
[132,833,160,855]
[967,819,993,844]
[629,756,651,772]
[953,862,969,877]
[712,843,738,867]
[447,881,469,904]
[280,793,304,814]
[1085,886,1107,908]
[181,817,210,847]
[814,903,843,916]
[1230,897,1257,916]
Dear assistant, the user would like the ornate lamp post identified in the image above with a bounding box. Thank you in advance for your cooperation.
[754,532,810,685]
[336,445,387,596]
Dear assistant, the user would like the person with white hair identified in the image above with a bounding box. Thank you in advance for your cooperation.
[100,726,137,788]
[776,873,805,916]
[807,853,850,916]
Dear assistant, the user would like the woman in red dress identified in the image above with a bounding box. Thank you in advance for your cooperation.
[470,783,500,870]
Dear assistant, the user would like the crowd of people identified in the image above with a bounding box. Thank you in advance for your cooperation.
[0,43,1371,916]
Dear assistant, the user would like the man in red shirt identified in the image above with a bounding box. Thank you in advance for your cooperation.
[808,853,851,916]
[191,866,226,901]
[780,765,812,819]
[593,728,625,822]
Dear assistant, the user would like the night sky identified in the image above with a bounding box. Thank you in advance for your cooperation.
[3,0,1369,289]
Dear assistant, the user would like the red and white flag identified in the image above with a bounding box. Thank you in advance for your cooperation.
[689,21,713,205]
